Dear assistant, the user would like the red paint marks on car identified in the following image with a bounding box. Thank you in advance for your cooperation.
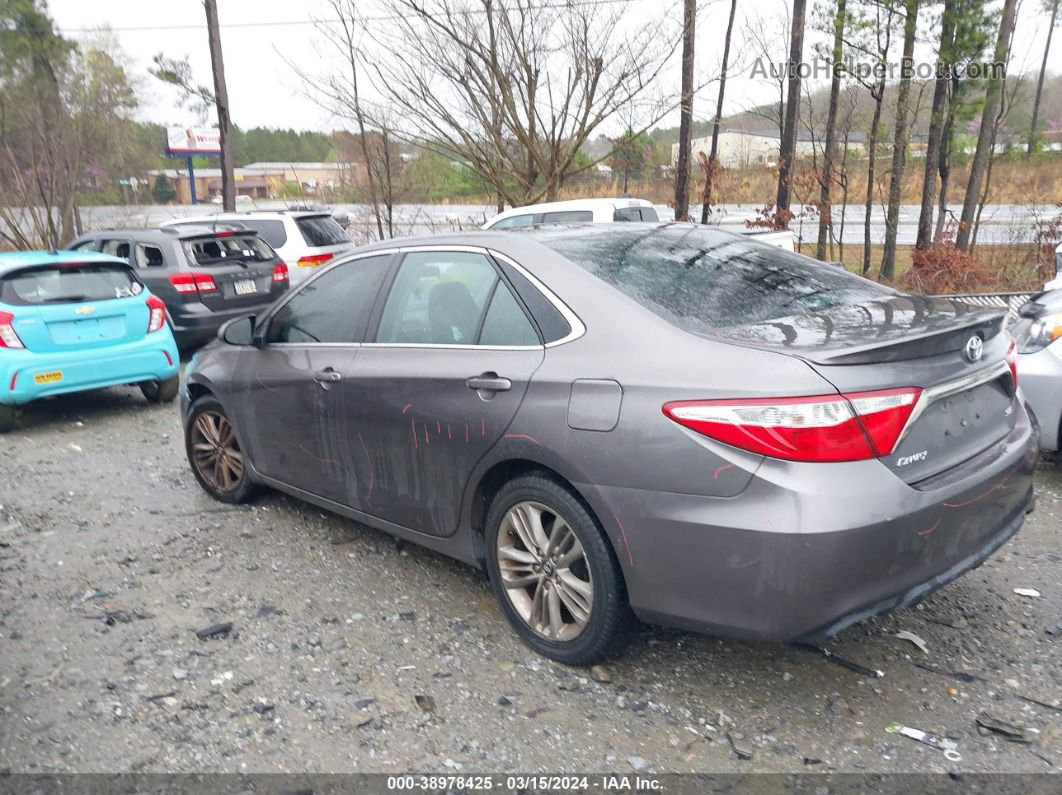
[503,433,540,445]
[613,514,634,568]
[713,463,735,480]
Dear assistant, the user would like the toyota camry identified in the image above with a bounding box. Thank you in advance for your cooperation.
[180,224,1037,664]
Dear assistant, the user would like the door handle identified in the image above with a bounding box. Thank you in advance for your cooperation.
[466,373,512,392]
[313,368,342,384]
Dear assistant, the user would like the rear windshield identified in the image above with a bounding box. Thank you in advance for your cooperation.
[1,263,143,305]
[534,224,892,332]
[296,214,349,247]
[181,234,276,267]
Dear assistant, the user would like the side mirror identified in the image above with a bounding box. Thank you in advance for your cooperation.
[219,315,257,346]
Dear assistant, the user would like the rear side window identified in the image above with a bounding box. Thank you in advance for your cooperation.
[267,255,391,344]
[537,225,890,333]
[1,263,143,306]
[135,244,166,269]
[295,214,349,247]
[479,283,540,346]
[377,251,498,344]
[244,219,287,249]
[100,239,132,262]
[182,234,275,267]
[490,214,534,229]
[497,260,571,343]
[541,210,593,224]
[613,207,659,222]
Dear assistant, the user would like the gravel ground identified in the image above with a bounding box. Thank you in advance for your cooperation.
[0,385,1060,776]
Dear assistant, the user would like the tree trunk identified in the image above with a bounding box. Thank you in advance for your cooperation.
[862,93,883,276]
[956,0,1018,251]
[934,77,959,242]
[815,0,846,260]
[880,0,919,282]
[916,0,955,250]
[775,0,808,226]
[700,0,737,224]
[673,0,696,221]
[204,0,235,212]
[1027,0,1058,157]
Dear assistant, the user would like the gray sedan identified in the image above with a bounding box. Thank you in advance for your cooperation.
[181,224,1037,664]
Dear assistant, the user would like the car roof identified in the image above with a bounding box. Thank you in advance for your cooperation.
[80,225,259,241]
[160,210,329,226]
[491,197,654,219]
[0,249,131,276]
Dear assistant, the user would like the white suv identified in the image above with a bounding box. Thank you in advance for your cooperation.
[483,198,659,229]
[161,211,354,285]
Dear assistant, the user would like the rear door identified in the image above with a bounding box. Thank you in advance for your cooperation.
[180,232,285,311]
[1,261,151,353]
[341,248,544,536]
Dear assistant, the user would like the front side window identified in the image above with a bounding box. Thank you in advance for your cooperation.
[490,214,534,229]
[266,254,390,344]
[377,251,499,345]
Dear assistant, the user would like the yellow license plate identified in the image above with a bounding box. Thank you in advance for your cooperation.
[34,371,63,385]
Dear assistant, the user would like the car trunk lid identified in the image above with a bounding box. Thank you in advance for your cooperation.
[711,295,1016,483]
[1,261,151,353]
[179,232,284,311]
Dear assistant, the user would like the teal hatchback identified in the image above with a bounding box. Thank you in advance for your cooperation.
[0,250,180,432]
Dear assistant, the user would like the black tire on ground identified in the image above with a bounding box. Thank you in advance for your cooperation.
[0,404,15,433]
[184,395,258,504]
[141,374,180,404]
[484,472,635,666]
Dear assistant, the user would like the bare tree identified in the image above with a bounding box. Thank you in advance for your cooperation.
[674,0,696,220]
[915,0,956,250]
[1027,0,1060,157]
[845,0,897,275]
[956,0,1018,251]
[699,0,738,222]
[334,0,677,208]
[742,6,791,150]
[776,0,809,225]
[880,0,919,282]
[815,0,847,260]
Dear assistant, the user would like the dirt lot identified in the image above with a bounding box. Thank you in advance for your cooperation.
[0,385,1060,776]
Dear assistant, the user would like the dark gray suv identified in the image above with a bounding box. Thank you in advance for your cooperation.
[69,225,289,349]
[180,223,1037,664]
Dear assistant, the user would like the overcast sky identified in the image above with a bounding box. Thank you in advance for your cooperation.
[48,0,1062,136]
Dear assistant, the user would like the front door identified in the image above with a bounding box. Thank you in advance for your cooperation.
[239,254,393,504]
[340,249,545,536]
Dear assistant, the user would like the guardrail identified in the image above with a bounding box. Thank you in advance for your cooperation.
[936,291,1035,325]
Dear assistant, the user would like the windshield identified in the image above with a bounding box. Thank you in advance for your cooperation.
[534,223,892,333]
[296,214,349,247]
[1,263,143,305]
[182,234,276,267]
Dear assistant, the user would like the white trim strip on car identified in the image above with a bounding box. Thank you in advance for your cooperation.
[895,359,1012,446]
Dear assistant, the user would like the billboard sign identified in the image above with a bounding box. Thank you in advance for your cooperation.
[166,126,222,156]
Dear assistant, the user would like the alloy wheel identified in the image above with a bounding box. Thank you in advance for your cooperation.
[496,500,593,641]
[190,410,245,493]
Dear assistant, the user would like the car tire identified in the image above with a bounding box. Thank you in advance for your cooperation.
[185,396,257,504]
[484,473,635,665]
[141,374,180,404]
[0,404,15,433]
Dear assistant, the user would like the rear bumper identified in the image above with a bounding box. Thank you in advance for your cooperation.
[0,332,179,406]
[580,400,1039,641]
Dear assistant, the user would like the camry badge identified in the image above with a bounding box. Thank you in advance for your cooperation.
[963,335,983,363]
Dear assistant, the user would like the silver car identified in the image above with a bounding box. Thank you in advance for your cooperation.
[181,224,1037,664]
[1015,290,1062,451]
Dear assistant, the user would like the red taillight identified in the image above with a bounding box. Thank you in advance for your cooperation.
[1005,336,1018,389]
[146,295,167,333]
[273,263,289,283]
[662,387,922,463]
[169,273,217,295]
[296,253,334,268]
[0,310,25,349]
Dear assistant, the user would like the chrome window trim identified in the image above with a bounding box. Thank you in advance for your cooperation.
[896,359,1012,446]
[359,342,543,351]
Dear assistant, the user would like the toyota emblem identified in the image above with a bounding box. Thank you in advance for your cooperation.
[964,335,984,363]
